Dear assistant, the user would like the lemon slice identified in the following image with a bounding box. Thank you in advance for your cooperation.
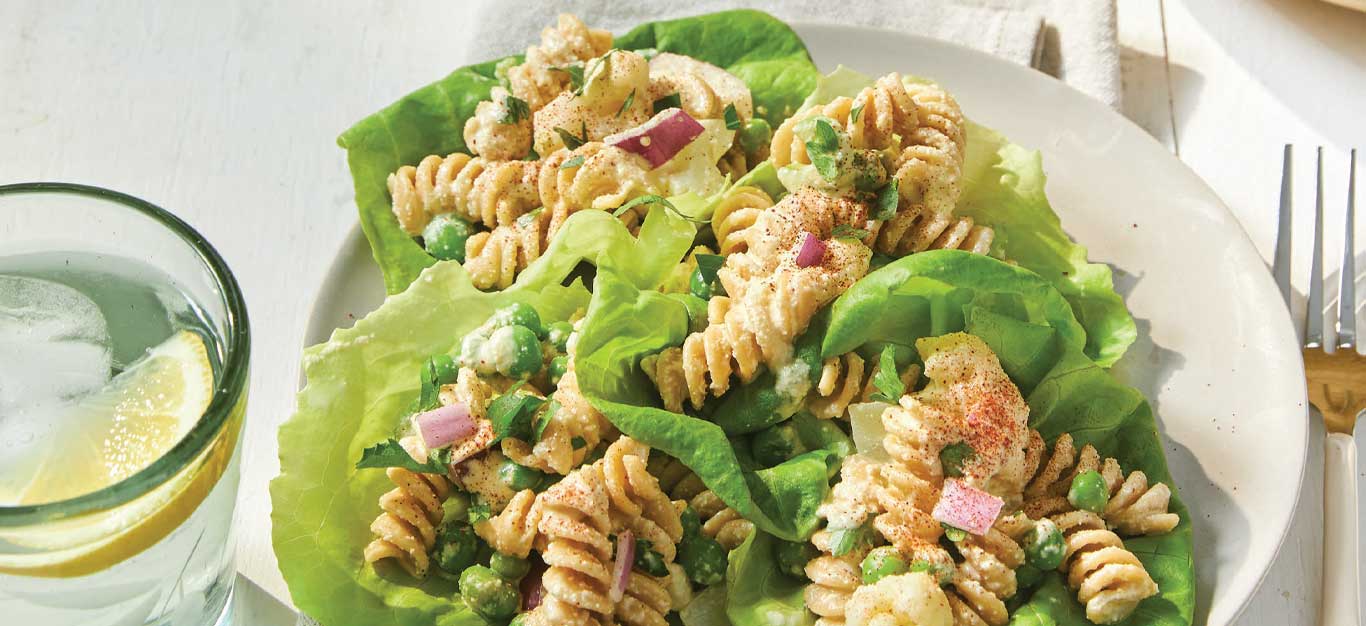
[0,330,238,578]
[19,330,214,505]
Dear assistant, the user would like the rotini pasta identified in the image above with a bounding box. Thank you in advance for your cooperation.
[463,208,551,291]
[506,14,613,112]
[539,143,657,236]
[363,436,452,579]
[602,438,684,561]
[846,572,954,626]
[770,73,918,168]
[710,185,774,256]
[525,463,616,625]
[1051,510,1158,624]
[948,516,1028,626]
[873,80,968,256]
[463,86,533,161]
[450,448,517,512]
[865,214,994,256]
[808,352,921,420]
[387,153,540,235]
[804,531,869,626]
[475,488,541,558]
[616,571,673,626]
[647,454,753,550]
[1021,432,1179,535]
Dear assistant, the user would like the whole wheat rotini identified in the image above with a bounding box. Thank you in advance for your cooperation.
[711,185,774,256]
[524,463,615,625]
[808,352,922,420]
[539,143,657,236]
[363,437,451,579]
[463,86,533,161]
[506,14,613,112]
[1051,510,1159,624]
[387,154,540,236]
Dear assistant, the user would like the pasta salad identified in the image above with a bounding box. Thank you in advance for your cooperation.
[274,10,1193,626]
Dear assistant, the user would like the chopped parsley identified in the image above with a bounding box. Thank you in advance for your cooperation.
[468,495,492,524]
[873,179,900,221]
[941,523,967,542]
[532,399,560,444]
[549,65,585,92]
[559,154,586,169]
[694,253,725,286]
[868,345,906,403]
[617,88,636,118]
[829,522,874,557]
[554,122,588,150]
[497,95,530,125]
[805,117,842,182]
[571,436,588,449]
[653,92,682,114]
[356,439,450,474]
[488,382,548,444]
[849,102,866,124]
[939,442,976,478]
[613,194,707,224]
[723,103,741,130]
[831,223,870,241]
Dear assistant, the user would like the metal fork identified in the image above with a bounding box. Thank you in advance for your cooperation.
[1276,145,1362,626]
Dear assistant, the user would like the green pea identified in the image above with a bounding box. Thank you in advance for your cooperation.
[431,354,459,385]
[1014,563,1043,591]
[679,534,727,586]
[498,459,547,492]
[548,355,569,386]
[751,422,808,467]
[458,565,520,620]
[773,539,819,579]
[490,552,531,581]
[492,302,544,337]
[423,214,475,262]
[490,325,543,378]
[433,524,480,575]
[1024,518,1066,570]
[860,546,909,584]
[689,267,715,300]
[680,506,702,539]
[1068,470,1110,514]
[737,118,773,155]
[546,321,574,352]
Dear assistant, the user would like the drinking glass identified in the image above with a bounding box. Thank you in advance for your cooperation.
[0,182,249,626]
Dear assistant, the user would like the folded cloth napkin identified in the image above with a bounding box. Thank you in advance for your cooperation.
[463,0,1121,108]
[294,3,1116,624]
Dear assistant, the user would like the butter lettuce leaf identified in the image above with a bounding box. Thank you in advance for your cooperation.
[340,9,820,293]
[271,261,589,626]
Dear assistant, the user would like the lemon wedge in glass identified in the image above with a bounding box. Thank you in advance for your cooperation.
[18,330,214,505]
[0,330,236,578]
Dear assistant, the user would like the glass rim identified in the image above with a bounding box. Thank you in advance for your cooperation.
[0,182,251,526]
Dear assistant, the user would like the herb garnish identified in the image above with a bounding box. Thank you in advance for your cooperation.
[868,345,906,403]
[356,439,450,474]
[694,253,725,286]
[653,92,683,114]
[497,95,530,125]
[617,88,637,118]
[873,179,900,221]
[939,442,976,478]
[559,155,586,169]
[554,122,588,150]
[831,223,870,241]
[723,103,741,130]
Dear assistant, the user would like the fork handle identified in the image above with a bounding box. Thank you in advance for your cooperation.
[1323,432,1360,626]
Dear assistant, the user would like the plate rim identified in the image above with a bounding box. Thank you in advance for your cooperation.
[301,22,1310,626]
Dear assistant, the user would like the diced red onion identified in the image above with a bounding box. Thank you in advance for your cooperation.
[520,557,548,610]
[413,403,475,450]
[605,108,704,168]
[610,530,635,602]
[932,478,1004,537]
[795,232,826,268]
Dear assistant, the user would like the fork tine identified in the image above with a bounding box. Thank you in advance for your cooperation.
[1306,147,1326,349]
[1339,149,1357,351]
[1274,145,1295,307]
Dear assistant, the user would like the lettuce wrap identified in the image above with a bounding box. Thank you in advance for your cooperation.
[720,252,1193,626]
[796,68,1137,367]
[339,9,821,294]
[271,204,698,626]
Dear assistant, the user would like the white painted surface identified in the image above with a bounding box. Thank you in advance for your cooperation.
[2,2,1363,624]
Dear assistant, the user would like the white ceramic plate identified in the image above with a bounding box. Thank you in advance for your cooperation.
[305,24,1308,626]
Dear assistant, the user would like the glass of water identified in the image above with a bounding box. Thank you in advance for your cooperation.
[0,183,249,626]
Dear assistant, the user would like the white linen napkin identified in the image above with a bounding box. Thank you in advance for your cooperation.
[462,0,1122,108]
[294,3,1117,624]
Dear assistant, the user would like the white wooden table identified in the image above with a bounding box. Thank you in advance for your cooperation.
[1,2,1362,624]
